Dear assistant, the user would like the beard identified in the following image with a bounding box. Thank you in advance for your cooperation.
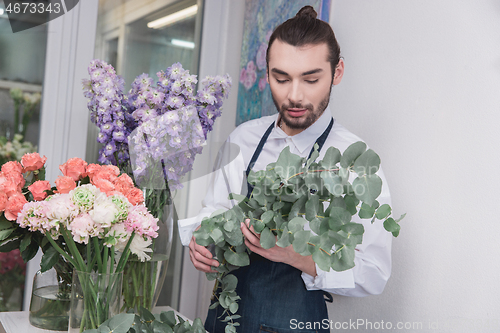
[272,87,332,130]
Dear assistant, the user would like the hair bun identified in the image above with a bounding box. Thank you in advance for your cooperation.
[296,5,318,19]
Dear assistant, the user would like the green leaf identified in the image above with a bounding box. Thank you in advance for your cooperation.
[21,240,38,262]
[107,313,135,333]
[331,246,356,272]
[375,204,392,220]
[305,143,320,169]
[358,201,379,219]
[340,141,366,168]
[320,146,341,169]
[224,249,250,266]
[321,171,343,196]
[225,324,237,333]
[160,311,177,327]
[229,301,239,314]
[0,218,13,230]
[152,320,173,333]
[274,146,304,181]
[210,227,224,244]
[228,193,247,202]
[0,228,15,242]
[305,195,319,221]
[276,226,292,248]
[352,174,382,207]
[289,195,307,218]
[222,274,238,291]
[20,233,32,252]
[344,195,359,215]
[40,246,60,273]
[312,248,331,272]
[395,213,406,223]
[384,217,401,237]
[341,222,365,236]
[288,217,306,233]
[261,210,274,224]
[259,227,276,249]
[292,230,311,255]
[139,306,156,322]
[353,149,380,177]
[0,239,21,252]
[328,207,351,229]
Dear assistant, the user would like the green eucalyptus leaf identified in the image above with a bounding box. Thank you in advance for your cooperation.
[339,167,350,185]
[194,228,212,247]
[395,213,406,223]
[305,195,320,221]
[353,149,380,177]
[276,226,292,248]
[358,201,379,219]
[272,201,285,211]
[352,174,382,207]
[312,248,331,272]
[328,207,351,229]
[292,230,311,255]
[261,210,274,224]
[384,217,401,237]
[275,146,304,181]
[224,220,236,233]
[222,274,238,291]
[259,227,276,249]
[210,228,224,245]
[320,146,341,169]
[225,324,237,333]
[340,141,366,168]
[321,171,343,197]
[288,217,306,233]
[375,204,392,220]
[331,246,356,272]
[107,313,135,333]
[344,195,359,215]
[152,321,173,333]
[229,302,239,314]
[309,217,321,235]
[224,249,250,266]
[288,194,307,218]
[228,193,247,202]
[305,144,320,169]
[341,222,365,236]
[139,306,156,322]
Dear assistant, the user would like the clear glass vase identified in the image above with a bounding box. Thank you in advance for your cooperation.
[69,269,123,333]
[122,199,174,311]
[29,267,72,331]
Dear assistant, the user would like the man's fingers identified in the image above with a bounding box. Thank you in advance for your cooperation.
[189,237,219,273]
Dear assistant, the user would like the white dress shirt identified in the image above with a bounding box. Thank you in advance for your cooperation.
[178,106,392,297]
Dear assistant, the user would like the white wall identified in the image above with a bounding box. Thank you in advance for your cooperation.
[327,1,500,332]
[181,0,500,331]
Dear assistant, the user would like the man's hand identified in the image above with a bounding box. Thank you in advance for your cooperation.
[240,219,317,277]
[189,227,219,273]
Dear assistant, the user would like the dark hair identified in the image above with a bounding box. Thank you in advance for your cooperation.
[266,6,341,76]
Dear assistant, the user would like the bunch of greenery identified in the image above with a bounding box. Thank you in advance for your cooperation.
[83,308,206,333]
[193,141,404,331]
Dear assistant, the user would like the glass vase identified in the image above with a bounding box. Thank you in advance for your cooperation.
[29,267,72,331]
[69,269,123,333]
[122,199,174,311]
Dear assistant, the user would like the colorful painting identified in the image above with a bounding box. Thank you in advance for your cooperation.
[236,0,331,125]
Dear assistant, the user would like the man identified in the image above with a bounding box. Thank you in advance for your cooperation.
[179,6,392,332]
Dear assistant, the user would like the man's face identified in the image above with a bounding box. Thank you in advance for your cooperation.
[267,40,343,135]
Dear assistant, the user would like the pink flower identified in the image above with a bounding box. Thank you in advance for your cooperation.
[125,205,159,239]
[1,161,22,177]
[256,42,268,70]
[125,187,144,206]
[85,163,102,181]
[0,192,7,212]
[0,177,20,198]
[5,193,28,221]
[21,153,47,172]
[28,180,51,201]
[258,76,267,91]
[70,214,101,244]
[113,174,134,195]
[93,178,115,196]
[59,157,88,181]
[55,176,77,194]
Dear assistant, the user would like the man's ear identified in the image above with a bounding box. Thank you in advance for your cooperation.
[333,58,344,86]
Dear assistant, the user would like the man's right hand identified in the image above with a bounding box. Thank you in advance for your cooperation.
[188,232,220,273]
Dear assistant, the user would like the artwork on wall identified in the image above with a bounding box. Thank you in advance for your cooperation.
[236,0,331,125]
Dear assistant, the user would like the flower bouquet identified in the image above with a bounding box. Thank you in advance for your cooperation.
[83,60,231,311]
[14,157,159,332]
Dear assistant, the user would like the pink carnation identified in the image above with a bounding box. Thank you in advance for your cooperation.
[125,205,159,239]
[21,153,47,172]
[59,157,88,182]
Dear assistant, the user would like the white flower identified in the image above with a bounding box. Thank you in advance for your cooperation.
[90,197,119,228]
[47,194,79,221]
[130,236,153,262]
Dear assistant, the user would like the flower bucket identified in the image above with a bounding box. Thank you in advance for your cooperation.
[29,267,72,331]
[122,198,174,311]
[69,269,123,333]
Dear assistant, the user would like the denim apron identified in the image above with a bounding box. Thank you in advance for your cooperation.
[205,118,334,333]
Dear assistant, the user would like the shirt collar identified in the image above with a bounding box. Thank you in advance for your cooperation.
[273,106,333,154]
